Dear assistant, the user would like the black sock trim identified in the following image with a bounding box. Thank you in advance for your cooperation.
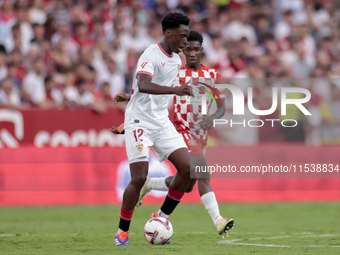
[160,195,180,215]
[119,217,131,232]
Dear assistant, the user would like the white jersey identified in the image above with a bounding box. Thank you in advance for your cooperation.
[125,43,181,130]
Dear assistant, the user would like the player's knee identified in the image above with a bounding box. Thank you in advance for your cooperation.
[180,162,192,179]
[131,175,147,188]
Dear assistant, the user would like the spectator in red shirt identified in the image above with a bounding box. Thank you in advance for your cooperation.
[73,22,94,47]
[10,49,27,82]
[0,0,16,28]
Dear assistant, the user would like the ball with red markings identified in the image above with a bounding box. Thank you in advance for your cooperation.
[143,217,173,245]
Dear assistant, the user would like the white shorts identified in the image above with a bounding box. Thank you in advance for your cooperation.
[125,120,187,163]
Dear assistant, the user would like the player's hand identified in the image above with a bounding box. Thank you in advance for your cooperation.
[200,116,214,130]
[109,123,125,134]
[174,81,194,96]
[114,93,131,105]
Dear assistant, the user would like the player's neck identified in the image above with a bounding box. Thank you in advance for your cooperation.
[159,40,173,55]
[186,63,202,71]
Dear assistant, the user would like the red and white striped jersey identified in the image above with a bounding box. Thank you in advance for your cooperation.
[172,64,225,143]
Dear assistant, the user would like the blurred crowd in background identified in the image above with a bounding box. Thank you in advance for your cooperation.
[0,0,339,144]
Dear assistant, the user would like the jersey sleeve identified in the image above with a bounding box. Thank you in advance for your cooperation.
[214,70,225,99]
[135,50,155,77]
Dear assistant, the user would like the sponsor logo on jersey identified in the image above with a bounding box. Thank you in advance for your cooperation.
[141,62,148,68]
[160,61,165,67]
[136,143,144,153]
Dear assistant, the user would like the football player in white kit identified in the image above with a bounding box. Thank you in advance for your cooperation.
[137,31,234,237]
[112,31,234,239]
[114,12,194,246]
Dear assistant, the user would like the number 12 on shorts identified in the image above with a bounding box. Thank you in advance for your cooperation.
[133,129,143,142]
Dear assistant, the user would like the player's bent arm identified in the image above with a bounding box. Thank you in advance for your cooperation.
[211,73,226,119]
[138,73,176,94]
[200,98,226,130]
[210,97,226,119]
[138,73,192,96]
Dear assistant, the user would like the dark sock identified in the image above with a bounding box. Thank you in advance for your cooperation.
[160,187,184,215]
[118,207,134,232]
[118,218,131,232]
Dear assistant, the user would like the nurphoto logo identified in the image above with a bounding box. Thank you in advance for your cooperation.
[199,83,312,128]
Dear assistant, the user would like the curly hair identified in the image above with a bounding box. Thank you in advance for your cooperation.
[187,30,203,45]
[161,12,190,34]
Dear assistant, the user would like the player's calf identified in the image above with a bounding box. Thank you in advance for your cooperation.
[155,148,193,218]
[130,175,148,190]
[116,162,149,245]
[185,178,197,193]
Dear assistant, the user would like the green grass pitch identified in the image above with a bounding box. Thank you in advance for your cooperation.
[0,203,339,254]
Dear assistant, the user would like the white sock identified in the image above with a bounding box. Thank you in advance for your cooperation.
[157,209,169,218]
[147,177,169,191]
[117,228,124,234]
[201,191,223,226]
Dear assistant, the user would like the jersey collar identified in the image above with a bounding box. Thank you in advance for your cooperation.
[157,43,174,58]
[185,64,203,71]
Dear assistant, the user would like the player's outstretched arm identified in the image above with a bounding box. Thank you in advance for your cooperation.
[109,123,125,134]
[200,97,225,130]
[138,74,192,96]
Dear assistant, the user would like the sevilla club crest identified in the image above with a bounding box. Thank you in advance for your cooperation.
[136,144,144,153]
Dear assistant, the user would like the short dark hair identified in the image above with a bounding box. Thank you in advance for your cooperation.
[283,10,293,15]
[161,12,190,34]
[102,81,110,87]
[262,33,275,42]
[45,76,53,83]
[75,22,85,30]
[76,79,86,87]
[6,62,16,68]
[187,30,203,45]
[255,14,269,21]
[32,23,43,29]
[0,45,6,54]
[93,18,104,24]
[12,23,20,30]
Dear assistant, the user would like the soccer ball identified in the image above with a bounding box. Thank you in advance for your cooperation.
[144,217,173,245]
